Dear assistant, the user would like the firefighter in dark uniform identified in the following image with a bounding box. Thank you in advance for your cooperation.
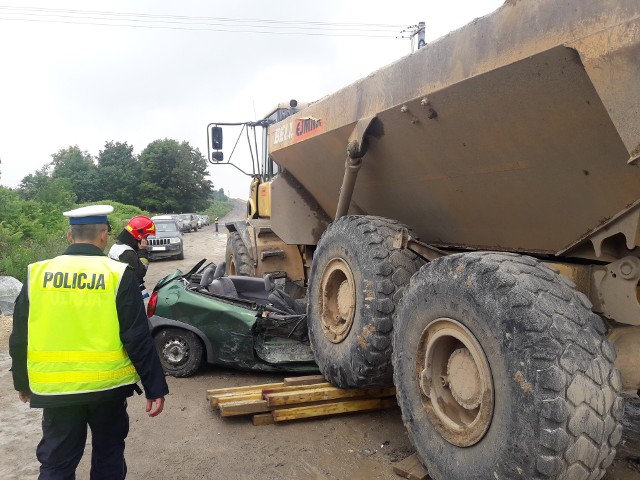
[108,215,156,299]
[9,204,169,480]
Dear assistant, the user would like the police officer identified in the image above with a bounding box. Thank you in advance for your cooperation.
[9,205,169,480]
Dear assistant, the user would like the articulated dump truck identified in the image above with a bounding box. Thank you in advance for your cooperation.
[208,1,640,478]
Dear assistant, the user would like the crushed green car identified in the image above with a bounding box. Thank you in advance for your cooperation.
[147,260,318,377]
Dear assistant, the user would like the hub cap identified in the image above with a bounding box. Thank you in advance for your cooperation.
[162,337,189,366]
[417,318,494,447]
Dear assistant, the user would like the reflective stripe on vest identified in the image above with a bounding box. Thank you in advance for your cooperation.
[27,255,140,395]
[108,243,133,261]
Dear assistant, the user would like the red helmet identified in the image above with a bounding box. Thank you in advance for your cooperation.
[125,216,156,241]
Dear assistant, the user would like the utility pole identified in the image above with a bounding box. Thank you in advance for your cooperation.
[398,22,426,52]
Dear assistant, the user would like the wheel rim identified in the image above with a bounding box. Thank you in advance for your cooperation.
[162,337,190,366]
[318,257,356,343]
[228,256,237,275]
[416,318,494,447]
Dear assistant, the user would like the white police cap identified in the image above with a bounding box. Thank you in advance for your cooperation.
[63,205,114,225]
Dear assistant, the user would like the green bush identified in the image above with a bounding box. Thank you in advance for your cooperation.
[0,234,69,282]
[0,185,234,282]
[204,200,234,220]
[0,194,149,282]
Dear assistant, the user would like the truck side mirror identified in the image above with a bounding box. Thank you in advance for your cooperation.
[211,126,223,150]
[211,151,224,162]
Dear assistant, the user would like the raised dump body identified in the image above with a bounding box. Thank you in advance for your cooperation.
[268,0,640,259]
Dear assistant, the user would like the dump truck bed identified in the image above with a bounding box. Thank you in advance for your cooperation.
[268,0,640,256]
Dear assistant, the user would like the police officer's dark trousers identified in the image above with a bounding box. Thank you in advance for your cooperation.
[37,399,129,480]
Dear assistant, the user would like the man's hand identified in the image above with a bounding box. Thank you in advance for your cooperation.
[18,391,31,403]
[146,397,165,417]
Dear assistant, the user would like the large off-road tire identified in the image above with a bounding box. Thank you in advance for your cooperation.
[154,328,204,378]
[393,252,623,480]
[307,216,423,388]
[225,231,254,276]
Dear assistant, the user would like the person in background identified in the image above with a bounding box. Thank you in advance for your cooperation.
[9,204,168,480]
[108,215,156,299]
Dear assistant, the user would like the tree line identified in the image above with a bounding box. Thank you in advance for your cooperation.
[0,139,233,281]
[19,139,214,213]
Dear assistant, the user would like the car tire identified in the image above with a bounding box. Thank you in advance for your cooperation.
[176,250,184,260]
[154,328,204,377]
[306,215,423,388]
[393,252,623,480]
[226,231,254,276]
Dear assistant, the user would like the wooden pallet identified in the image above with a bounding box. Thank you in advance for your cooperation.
[206,374,398,425]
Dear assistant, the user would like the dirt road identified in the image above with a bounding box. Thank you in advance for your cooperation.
[0,201,638,479]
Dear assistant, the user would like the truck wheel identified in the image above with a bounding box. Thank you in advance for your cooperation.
[176,249,184,260]
[307,216,422,388]
[393,252,623,480]
[154,328,204,377]
[225,231,254,276]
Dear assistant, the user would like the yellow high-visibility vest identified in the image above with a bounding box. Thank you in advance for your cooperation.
[27,254,140,395]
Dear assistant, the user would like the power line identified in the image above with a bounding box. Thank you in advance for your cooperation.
[0,5,409,37]
[0,11,401,34]
[0,15,405,37]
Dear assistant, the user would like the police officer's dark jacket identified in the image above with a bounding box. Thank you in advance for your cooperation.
[9,243,168,408]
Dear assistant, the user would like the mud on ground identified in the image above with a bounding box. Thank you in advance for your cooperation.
[0,201,638,479]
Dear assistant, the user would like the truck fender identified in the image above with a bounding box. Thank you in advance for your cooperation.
[226,221,253,253]
[148,315,215,364]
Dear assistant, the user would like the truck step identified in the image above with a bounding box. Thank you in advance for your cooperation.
[260,249,285,260]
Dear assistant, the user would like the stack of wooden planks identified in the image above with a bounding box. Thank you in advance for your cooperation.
[206,374,398,426]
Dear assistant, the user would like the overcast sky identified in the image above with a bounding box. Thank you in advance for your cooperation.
[0,0,504,199]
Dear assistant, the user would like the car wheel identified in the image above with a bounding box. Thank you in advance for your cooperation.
[154,328,204,377]
[176,250,184,260]
[306,215,423,388]
[393,252,623,479]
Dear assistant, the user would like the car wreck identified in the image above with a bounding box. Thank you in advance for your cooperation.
[147,259,318,377]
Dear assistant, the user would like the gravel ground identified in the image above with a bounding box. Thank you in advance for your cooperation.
[0,200,638,479]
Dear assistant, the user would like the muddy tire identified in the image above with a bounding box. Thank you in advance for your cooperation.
[307,216,423,388]
[225,231,254,276]
[393,252,623,480]
[154,328,204,378]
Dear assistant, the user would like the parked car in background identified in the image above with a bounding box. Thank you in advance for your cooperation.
[166,214,186,232]
[201,215,210,226]
[148,216,184,260]
[178,213,198,232]
[196,216,203,229]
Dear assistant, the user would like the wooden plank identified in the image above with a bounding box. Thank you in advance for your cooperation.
[283,374,327,386]
[210,393,263,408]
[260,382,332,395]
[206,382,284,399]
[252,413,276,426]
[265,386,396,407]
[271,397,397,422]
[392,453,429,480]
[218,399,269,417]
